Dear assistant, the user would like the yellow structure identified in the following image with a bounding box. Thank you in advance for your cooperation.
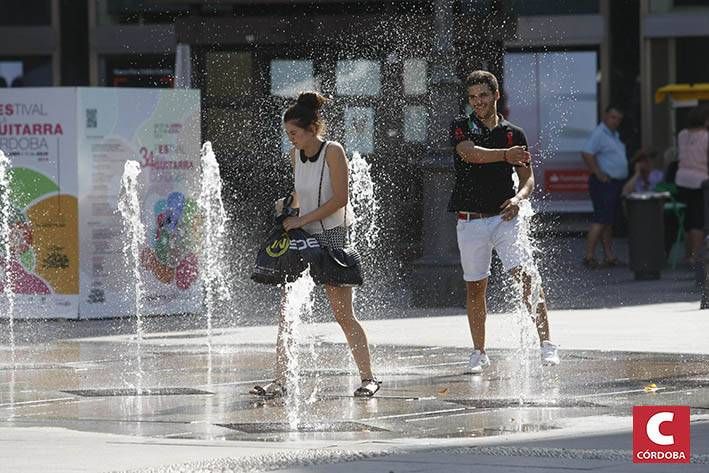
[655,83,709,104]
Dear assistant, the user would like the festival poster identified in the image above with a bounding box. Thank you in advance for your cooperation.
[77,88,202,319]
[0,88,80,318]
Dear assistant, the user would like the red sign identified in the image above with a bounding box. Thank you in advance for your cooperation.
[544,169,590,193]
[633,406,690,463]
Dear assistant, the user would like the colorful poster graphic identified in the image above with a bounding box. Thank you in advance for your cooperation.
[0,88,79,318]
[0,88,201,319]
[77,88,201,319]
[141,191,200,290]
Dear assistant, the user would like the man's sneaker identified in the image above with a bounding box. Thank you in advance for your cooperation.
[469,350,490,374]
[540,341,560,366]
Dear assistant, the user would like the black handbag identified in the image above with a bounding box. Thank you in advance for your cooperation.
[313,246,363,287]
[251,196,321,286]
[309,149,363,287]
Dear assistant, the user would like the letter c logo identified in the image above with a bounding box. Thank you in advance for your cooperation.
[647,412,674,445]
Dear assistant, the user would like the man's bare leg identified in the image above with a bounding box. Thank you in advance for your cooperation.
[601,224,616,261]
[518,270,551,344]
[585,223,604,261]
[466,278,488,352]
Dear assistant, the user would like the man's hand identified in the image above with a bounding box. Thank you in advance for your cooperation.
[283,216,304,231]
[500,196,521,221]
[594,171,610,183]
[505,146,531,166]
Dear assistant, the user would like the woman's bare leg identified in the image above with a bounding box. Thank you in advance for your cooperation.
[324,285,374,380]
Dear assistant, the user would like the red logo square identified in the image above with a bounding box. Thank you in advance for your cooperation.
[633,406,690,463]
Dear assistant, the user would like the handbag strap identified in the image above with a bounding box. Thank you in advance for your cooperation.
[316,142,328,233]
[316,142,351,246]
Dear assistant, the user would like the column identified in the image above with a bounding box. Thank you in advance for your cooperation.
[410,0,462,306]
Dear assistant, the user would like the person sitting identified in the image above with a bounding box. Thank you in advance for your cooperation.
[621,149,663,195]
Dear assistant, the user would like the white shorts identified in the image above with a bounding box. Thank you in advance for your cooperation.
[456,215,533,282]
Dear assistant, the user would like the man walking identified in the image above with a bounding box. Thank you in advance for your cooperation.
[581,106,628,268]
[449,70,560,373]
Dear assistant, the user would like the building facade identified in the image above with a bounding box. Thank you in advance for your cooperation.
[2,0,708,305]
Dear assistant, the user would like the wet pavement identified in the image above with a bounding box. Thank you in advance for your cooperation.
[1,236,708,471]
[1,320,708,472]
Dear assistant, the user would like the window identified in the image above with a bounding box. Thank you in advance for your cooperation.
[270,60,315,97]
[103,55,174,88]
[463,0,599,15]
[205,108,255,156]
[206,52,253,98]
[96,0,190,25]
[0,0,51,25]
[404,106,428,143]
[504,51,597,162]
[344,107,375,154]
[403,59,427,96]
[402,59,428,143]
[0,62,24,87]
[649,0,709,13]
[0,57,52,87]
[336,60,380,96]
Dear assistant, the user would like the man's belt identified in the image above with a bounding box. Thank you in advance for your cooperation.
[457,211,497,221]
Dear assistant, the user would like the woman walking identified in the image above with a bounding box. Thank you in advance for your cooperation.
[250,91,380,398]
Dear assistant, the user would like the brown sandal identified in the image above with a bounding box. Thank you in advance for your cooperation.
[582,257,598,269]
[603,258,625,267]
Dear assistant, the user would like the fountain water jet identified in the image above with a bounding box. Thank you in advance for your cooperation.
[0,151,15,359]
[118,160,147,392]
[508,199,544,404]
[0,150,16,413]
[198,142,232,357]
[281,267,315,431]
[347,151,387,316]
[349,151,380,249]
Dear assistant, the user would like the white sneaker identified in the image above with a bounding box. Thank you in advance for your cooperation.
[469,350,490,374]
[541,341,560,366]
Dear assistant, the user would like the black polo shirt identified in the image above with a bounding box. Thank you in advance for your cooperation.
[448,113,528,214]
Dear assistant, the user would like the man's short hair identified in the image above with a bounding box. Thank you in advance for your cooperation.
[464,70,499,94]
[605,104,623,115]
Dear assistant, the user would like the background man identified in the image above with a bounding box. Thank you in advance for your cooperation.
[449,70,560,374]
[581,106,628,268]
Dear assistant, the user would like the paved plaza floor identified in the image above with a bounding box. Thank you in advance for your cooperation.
[1,301,709,472]
[1,236,708,472]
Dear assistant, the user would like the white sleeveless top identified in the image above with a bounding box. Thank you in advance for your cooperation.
[294,141,354,234]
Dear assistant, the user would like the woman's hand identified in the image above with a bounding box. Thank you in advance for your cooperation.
[274,198,285,215]
[283,216,305,231]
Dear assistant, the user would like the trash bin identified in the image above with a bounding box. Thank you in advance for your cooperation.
[625,191,669,280]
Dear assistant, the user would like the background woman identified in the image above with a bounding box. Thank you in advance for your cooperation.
[675,107,709,264]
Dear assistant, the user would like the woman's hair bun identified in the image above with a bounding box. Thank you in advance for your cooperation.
[296,91,327,111]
